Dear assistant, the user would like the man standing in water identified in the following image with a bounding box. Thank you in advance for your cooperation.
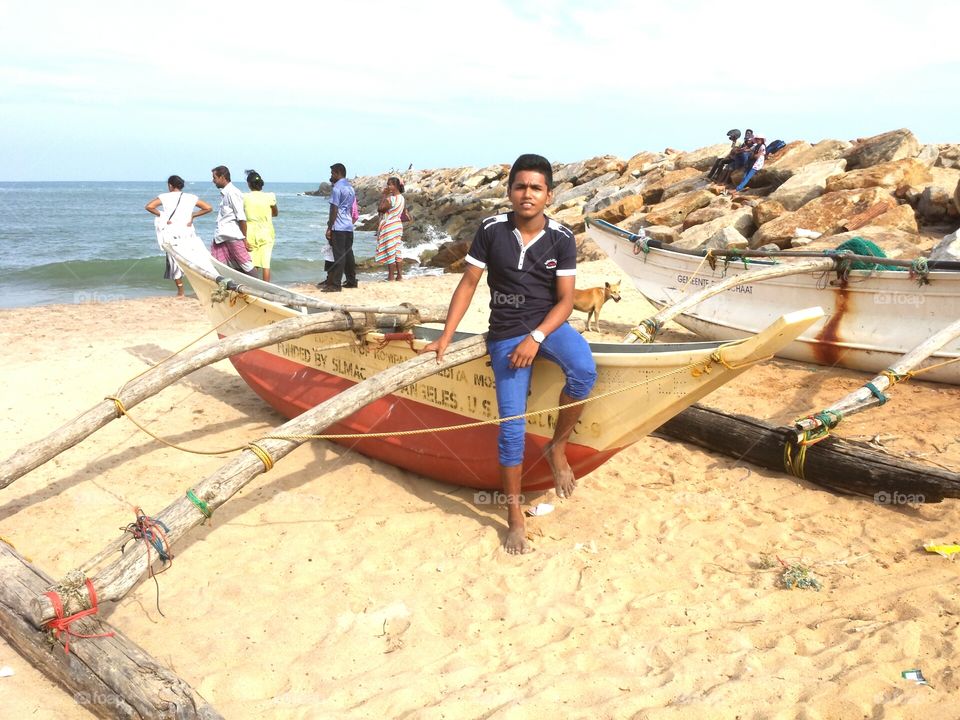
[423,153,597,554]
[210,166,256,276]
[321,163,358,292]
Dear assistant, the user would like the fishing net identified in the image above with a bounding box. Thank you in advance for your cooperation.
[833,237,902,271]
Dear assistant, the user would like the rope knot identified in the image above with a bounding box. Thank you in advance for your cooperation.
[44,577,114,654]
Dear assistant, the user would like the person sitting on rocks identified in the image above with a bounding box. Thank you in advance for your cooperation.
[734,136,767,192]
[707,129,743,181]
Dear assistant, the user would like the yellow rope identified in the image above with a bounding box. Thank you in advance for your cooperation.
[106,340,766,454]
[677,250,714,295]
[246,442,275,472]
[904,354,960,378]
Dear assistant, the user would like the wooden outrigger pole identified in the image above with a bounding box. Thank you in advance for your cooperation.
[794,317,960,437]
[32,333,490,626]
[0,542,223,719]
[621,257,836,343]
[0,305,446,490]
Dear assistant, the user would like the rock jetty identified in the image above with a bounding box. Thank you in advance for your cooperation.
[308,128,960,270]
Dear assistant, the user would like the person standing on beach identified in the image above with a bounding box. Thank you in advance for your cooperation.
[423,153,597,555]
[375,176,406,281]
[321,163,358,292]
[210,166,256,276]
[243,170,279,282]
[145,175,213,296]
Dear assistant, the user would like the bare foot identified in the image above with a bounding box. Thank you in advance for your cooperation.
[504,523,532,554]
[545,442,576,499]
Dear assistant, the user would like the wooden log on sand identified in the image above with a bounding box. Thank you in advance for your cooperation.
[0,306,446,490]
[623,258,836,342]
[655,404,960,501]
[32,334,490,626]
[0,542,222,719]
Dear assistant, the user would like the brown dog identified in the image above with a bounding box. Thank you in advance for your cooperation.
[573,281,621,332]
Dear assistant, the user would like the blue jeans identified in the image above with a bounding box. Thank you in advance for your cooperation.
[736,167,758,191]
[487,322,597,467]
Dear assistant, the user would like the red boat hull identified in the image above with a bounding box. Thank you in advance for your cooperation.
[229,347,620,491]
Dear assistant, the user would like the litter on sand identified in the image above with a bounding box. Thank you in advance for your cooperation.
[526,503,554,517]
[901,668,931,687]
[923,543,960,558]
[0,666,14,678]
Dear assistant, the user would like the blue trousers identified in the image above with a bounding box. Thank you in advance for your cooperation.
[735,167,758,192]
[487,322,597,467]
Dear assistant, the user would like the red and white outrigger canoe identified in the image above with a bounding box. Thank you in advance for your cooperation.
[170,239,822,491]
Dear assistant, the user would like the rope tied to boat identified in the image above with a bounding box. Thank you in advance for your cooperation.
[210,277,252,306]
[246,441,275,472]
[864,382,888,405]
[909,257,931,286]
[121,507,172,616]
[43,573,114,654]
[783,423,834,481]
[377,332,416,352]
[186,489,212,520]
[624,318,663,344]
[629,229,649,255]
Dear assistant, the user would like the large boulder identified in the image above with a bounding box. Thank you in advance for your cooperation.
[930,230,960,261]
[955,178,960,215]
[674,143,733,172]
[843,128,921,170]
[757,139,851,186]
[935,144,960,169]
[427,239,471,268]
[769,159,848,210]
[704,226,749,251]
[661,176,712,202]
[640,224,679,244]
[588,194,646,225]
[552,206,586,234]
[824,158,932,193]
[675,207,755,250]
[636,167,703,205]
[682,196,734,230]
[915,167,960,223]
[644,189,715,227]
[462,165,507,188]
[553,155,626,186]
[750,186,894,248]
[753,200,787,227]
[625,151,665,177]
[865,204,919,233]
[582,179,644,215]
[551,171,619,206]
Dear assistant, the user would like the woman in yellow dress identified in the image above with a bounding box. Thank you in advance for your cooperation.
[243,170,279,282]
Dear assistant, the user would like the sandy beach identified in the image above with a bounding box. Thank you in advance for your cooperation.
[2,257,959,719]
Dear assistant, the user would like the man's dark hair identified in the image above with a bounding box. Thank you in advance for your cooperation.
[508,153,553,190]
[330,163,347,177]
[211,165,231,181]
[167,175,185,190]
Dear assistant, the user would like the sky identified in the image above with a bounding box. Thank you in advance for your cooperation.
[2,0,960,182]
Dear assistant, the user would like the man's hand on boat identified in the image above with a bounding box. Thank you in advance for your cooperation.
[420,336,450,362]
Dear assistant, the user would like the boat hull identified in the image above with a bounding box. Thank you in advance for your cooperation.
[587,220,960,384]
[171,240,822,490]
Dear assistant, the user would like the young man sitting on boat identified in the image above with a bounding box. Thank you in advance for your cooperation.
[423,154,597,555]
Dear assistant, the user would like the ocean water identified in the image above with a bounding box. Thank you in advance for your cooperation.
[0,181,445,309]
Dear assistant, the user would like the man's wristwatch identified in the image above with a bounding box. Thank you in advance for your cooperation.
[530,329,545,344]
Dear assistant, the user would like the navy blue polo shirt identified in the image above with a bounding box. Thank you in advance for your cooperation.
[465,212,577,340]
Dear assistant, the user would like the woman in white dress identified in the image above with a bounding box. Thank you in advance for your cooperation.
[145,175,213,296]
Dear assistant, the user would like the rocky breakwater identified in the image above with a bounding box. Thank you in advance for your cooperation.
[317,129,960,272]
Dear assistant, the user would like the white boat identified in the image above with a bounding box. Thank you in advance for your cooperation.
[586,218,960,384]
